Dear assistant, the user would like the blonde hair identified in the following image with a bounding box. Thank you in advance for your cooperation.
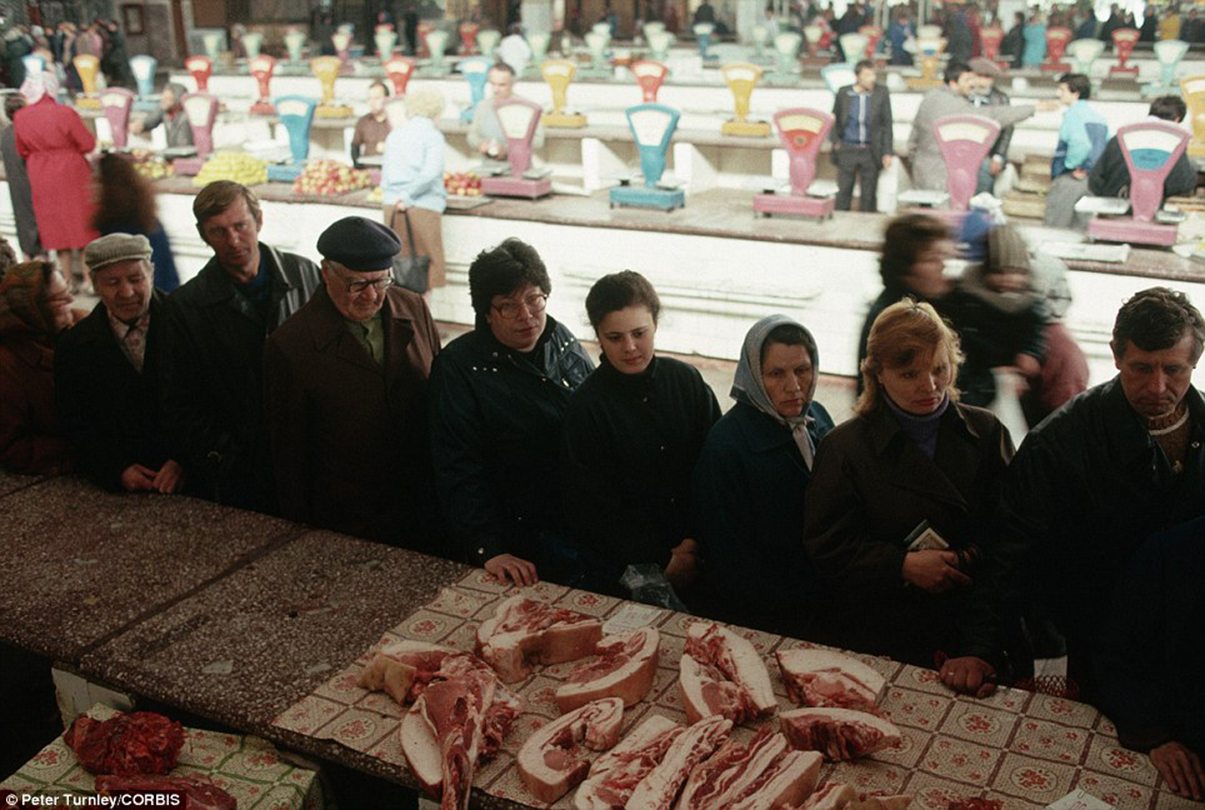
[404,87,445,120]
[855,299,963,416]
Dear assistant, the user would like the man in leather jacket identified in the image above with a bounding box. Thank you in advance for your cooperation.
[159,181,321,511]
[428,238,594,586]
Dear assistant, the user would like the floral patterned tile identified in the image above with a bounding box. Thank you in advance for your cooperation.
[902,771,1000,809]
[916,735,1001,787]
[364,725,407,769]
[519,676,564,718]
[312,667,368,706]
[1154,787,1205,809]
[827,759,910,796]
[1010,717,1091,766]
[871,725,938,770]
[558,588,623,617]
[1085,735,1160,788]
[1027,694,1101,728]
[1074,770,1158,808]
[272,695,345,736]
[455,568,511,594]
[939,702,1020,748]
[438,619,481,651]
[397,609,461,643]
[978,685,1032,714]
[991,752,1078,803]
[881,686,954,733]
[477,751,515,791]
[426,586,493,619]
[355,688,405,718]
[312,707,394,755]
[500,711,550,759]
[897,664,956,697]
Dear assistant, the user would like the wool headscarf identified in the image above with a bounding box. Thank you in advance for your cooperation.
[731,314,821,469]
[0,261,59,341]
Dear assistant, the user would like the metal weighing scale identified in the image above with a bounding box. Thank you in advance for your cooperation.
[459,56,492,123]
[385,57,417,96]
[610,103,684,211]
[585,29,611,76]
[1110,28,1140,76]
[478,29,501,58]
[980,26,1007,70]
[201,32,223,62]
[311,56,352,116]
[266,96,318,183]
[375,25,398,60]
[630,60,669,102]
[1042,26,1071,73]
[647,29,673,62]
[932,114,1001,211]
[480,97,553,199]
[101,88,135,149]
[752,107,836,220]
[1144,40,1190,98]
[285,30,307,64]
[417,21,435,58]
[838,32,868,64]
[907,26,945,90]
[694,23,717,62]
[721,63,771,137]
[1067,38,1104,78]
[128,55,159,112]
[242,32,264,61]
[750,25,770,63]
[860,25,884,64]
[820,63,856,95]
[185,55,213,92]
[332,30,353,73]
[802,25,828,66]
[73,55,102,109]
[171,93,219,176]
[1183,75,1205,158]
[1084,121,1188,247]
[424,28,450,73]
[541,60,587,128]
[460,22,480,54]
[773,33,802,77]
[528,32,551,71]
[250,56,277,115]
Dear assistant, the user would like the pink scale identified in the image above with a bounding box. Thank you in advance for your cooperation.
[385,57,417,97]
[171,92,220,176]
[752,108,835,220]
[1086,121,1188,247]
[101,88,135,148]
[479,97,553,199]
[1111,28,1140,76]
[934,114,1000,211]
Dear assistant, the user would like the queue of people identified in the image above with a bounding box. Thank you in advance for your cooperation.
[0,185,1201,795]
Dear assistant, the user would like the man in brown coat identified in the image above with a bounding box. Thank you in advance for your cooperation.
[264,216,443,552]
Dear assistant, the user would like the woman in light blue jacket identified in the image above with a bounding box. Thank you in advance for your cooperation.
[382,87,448,289]
[1021,12,1047,68]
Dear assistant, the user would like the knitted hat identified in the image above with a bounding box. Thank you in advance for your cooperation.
[84,233,153,273]
[987,225,1030,274]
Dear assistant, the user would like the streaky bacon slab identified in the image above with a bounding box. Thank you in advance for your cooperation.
[779,708,902,762]
[556,628,660,712]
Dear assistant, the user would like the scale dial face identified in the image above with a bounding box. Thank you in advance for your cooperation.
[1122,128,1184,171]
[251,56,276,75]
[629,108,675,147]
[498,103,538,139]
[277,98,313,118]
[102,91,132,110]
[632,62,667,80]
[778,112,825,152]
[936,120,996,145]
[182,94,216,123]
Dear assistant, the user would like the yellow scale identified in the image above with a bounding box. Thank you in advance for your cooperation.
[73,55,102,109]
[541,60,587,128]
[907,28,946,91]
[721,63,771,138]
[1181,76,1205,158]
[311,56,354,118]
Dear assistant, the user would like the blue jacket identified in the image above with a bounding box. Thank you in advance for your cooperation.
[1052,99,1108,177]
[382,116,448,213]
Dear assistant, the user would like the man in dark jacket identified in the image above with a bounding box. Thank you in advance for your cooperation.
[429,238,594,586]
[1088,95,1198,201]
[263,217,442,551]
[996,287,1205,701]
[969,57,1015,195]
[160,181,321,512]
[831,59,893,212]
[56,233,185,494]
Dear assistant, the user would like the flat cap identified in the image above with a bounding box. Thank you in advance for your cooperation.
[316,216,402,271]
[84,233,153,272]
[968,57,1003,78]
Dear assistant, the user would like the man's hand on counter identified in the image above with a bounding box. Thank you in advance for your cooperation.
[1151,741,1204,800]
[485,553,539,587]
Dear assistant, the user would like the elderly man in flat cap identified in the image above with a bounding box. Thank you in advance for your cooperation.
[55,233,186,493]
[264,216,444,551]
[968,57,1015,195]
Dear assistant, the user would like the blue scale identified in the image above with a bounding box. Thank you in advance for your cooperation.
[610,103,685,211]
[459,56,492,124]
[267,95,317,183]
[129,55,160,113]
[1142,40,1189,98]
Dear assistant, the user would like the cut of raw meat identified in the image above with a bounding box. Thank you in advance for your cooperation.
[63,712,185,776]
[779,708,902,761]
[575,715,685,810]
[94,775,237,810]
[729,749,824,810]
[797,783,913,809]
[679,622,776,725]
[678,726,823,810]
[517,697,625,803]
[624,714,732,809]
[476,596,604,682]
[556,628,660,712]
[775,648,886,712]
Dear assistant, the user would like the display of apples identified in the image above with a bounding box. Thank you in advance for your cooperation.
[292,159,375,196]
[128,149,174,180]
[444,171,483,196]
[191,151,269,188]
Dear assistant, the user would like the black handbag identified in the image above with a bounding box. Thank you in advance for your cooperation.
[389,208,430,294]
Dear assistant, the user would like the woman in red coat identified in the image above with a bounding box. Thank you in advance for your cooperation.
[13,72,98,292]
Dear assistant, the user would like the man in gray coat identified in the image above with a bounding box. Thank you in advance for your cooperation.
[907,61,1038,191]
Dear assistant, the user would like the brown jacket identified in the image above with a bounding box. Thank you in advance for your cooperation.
[802,400,1014,666]
[263,285,443,552]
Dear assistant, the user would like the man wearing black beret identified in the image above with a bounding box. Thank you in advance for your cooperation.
[263,215,445,552]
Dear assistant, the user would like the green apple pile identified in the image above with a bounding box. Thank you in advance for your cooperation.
[191,151,268,188]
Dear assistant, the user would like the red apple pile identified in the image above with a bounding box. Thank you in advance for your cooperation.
[293,159,375,196]
[443,171,483,196]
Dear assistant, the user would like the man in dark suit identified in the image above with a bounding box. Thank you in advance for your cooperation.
[830,59,893,212]
[56,233,186,493]
[263,216,444,552]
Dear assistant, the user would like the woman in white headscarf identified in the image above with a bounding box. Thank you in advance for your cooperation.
[691,314,834,637]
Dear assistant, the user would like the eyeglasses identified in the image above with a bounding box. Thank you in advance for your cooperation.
[493,292,548,320]
[338,273,394,295]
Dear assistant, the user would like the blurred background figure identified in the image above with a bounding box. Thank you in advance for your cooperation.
[93,154,180,293]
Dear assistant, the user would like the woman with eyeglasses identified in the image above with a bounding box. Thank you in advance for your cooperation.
[560,271,721,599]
[428,238,594,587]
[803,300,1014,698]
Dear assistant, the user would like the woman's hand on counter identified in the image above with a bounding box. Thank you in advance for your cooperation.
[939,656,997,698]
[485,553,539,587]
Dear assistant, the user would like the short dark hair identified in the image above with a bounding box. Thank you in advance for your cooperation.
[368,79,390,96]
[193,180,262,227]
[1112,287,1205,362]
[1148,95,1186,123]
[760,323,812,365]
[490,60,516,76]
[469,237,551,322]
[944,60,972,85]
[854,58,875,75]
[1058,72,1091,100]
[4,93,24,121]
[585,270,661,329]
[879,213,950,287]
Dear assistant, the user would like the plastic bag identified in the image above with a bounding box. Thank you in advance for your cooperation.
[620,564,689,612]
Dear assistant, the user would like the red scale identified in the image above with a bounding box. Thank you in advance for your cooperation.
[1042,27,1072,73]
[185,55,213,92]
[1110,28,1140,76]
[385,57,417,96]
[979,26,1008,70]
[460,22,480,54]
[630,60,669,102]
[858,25,884,65]
[250,55,277,115]
[752,108,835,220]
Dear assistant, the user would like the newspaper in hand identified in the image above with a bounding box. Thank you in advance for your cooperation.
[904,520,950,551]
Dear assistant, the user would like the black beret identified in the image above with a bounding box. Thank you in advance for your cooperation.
[316,216,402,271]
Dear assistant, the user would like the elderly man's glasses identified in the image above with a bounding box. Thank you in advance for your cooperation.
[493,292,548,320]
[338,272,394,294]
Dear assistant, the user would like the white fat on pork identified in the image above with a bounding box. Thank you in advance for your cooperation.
[475,595,604,682]
[678,622,777,724]
[678,726,823,810]
[556,628,661,712]
[575,714,685,810]
[623,714,732,809]
[775,648,886,712]
[779,707,903,762]
[516,697,625,804]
